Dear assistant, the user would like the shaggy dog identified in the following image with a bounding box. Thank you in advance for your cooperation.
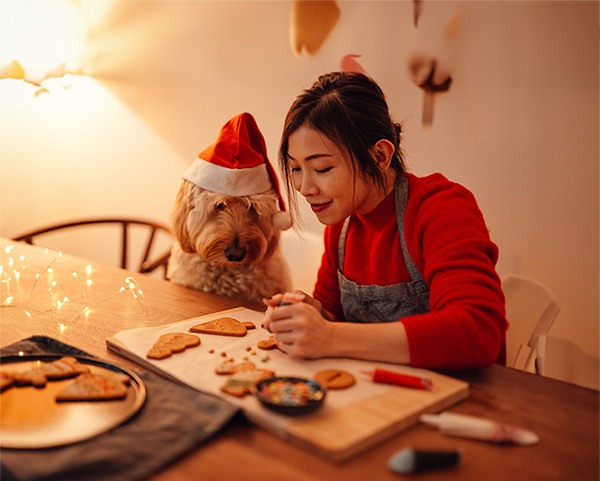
[167,180,291,305]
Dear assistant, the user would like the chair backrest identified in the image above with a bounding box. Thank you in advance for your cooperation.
[537,334,599,390]
[501,273,561,372]
[12,218,173,277]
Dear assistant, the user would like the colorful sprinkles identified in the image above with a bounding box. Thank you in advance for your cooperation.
[256,378,324,407]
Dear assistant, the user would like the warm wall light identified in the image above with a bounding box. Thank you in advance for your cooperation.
[0,0,87,87]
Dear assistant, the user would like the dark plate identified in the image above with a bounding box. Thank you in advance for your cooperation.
[252,376,325,416]
[0,354,146,449]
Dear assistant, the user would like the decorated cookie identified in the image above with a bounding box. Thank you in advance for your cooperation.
[243,321,256,330]
[190,317,247,337]
[42,356,90,380]
[55,372,130,402]
[147,332,201,360]
[220,369,275,397]
[314,369,356,389]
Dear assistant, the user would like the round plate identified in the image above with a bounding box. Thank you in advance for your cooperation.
[0,354,146,449]
[252,376,325,416]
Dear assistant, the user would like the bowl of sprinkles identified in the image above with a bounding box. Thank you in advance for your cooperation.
[252,377,326,415]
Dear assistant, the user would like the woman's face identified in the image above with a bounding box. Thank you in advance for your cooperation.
[286,125,378,225]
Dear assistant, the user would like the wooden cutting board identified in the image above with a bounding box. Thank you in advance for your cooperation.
[107,307,469,461]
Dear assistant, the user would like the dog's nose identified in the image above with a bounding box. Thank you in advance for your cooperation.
[224,244,247,262]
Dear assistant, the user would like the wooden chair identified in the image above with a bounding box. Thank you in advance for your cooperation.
[501,273,561,373]
[12,217,173,277]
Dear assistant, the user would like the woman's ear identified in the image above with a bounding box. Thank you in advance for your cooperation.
[370,139,395,171]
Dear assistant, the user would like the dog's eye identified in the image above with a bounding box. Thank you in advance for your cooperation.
[215,202,226,211]
[248,203,257,214]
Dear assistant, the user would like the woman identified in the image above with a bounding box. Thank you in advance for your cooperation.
[262,71,506,370]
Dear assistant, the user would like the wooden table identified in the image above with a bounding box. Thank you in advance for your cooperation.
[1,238,598,481]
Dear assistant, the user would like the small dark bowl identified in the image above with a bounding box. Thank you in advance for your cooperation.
[252,377,326,416]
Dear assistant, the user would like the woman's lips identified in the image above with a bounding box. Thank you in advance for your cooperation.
[309,201,332,214]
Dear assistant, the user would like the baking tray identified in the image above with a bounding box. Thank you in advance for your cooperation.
[0,354,146,449]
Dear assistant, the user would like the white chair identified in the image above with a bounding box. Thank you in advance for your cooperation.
[537,334,599,390]
[501,274,561,373]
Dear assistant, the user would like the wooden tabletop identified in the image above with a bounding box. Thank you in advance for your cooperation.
[1,239,598,481]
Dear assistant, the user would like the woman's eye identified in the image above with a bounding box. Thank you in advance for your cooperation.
[291,167,301,173]
[315,167,332,174]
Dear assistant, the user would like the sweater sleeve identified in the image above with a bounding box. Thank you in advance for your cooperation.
[313,223,345,321]
[401,174,507,370]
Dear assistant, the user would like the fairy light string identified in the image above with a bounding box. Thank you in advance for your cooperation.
[0,243,147,328]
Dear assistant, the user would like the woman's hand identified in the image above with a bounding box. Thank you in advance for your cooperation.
[262,292,335,358]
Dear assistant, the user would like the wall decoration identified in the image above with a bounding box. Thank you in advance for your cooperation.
[290,0,340,57]
[413,0,422,27]
[409,57,452,127]
[341,54,366,74]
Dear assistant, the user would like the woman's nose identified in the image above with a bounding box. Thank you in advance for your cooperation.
[295,173,318,197]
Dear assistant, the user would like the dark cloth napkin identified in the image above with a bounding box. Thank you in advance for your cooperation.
[0,336,242,481]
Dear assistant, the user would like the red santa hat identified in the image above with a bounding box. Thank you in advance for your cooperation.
[183,112,291,230]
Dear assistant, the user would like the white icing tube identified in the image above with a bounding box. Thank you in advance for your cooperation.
[420,412,539,446]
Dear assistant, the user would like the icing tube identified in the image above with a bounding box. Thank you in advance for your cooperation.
[420,412,539,446]
[362,368,433,390]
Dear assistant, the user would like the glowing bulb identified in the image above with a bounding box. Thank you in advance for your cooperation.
[5,296,13,305]
[85,265,92,275]
[86,279,93,287]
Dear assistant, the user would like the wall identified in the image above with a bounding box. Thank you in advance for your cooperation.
[1,1,597,381]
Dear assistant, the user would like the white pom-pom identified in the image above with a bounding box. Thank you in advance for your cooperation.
[273,211,292,231]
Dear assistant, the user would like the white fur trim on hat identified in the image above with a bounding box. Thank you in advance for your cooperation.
[183,157,272,196]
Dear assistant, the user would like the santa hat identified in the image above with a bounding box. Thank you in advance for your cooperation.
[183,112,291,230]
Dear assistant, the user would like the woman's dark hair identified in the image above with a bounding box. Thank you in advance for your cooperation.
[278,71,405,221]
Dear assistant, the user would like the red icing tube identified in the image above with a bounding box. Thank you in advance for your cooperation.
[363,368,433,390]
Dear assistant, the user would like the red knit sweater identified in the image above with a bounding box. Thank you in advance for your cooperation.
[313,172,507,370]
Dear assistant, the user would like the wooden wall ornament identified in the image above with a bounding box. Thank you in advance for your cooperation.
[290,0,340,57]
[409,58,452,127]
[341,54,366,75]
[413,0,422,27]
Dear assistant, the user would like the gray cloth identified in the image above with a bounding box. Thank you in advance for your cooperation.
[1,336,241,481]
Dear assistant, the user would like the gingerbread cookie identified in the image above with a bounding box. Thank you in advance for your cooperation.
[190,317,247,337]
[13,367,48,388]
[242,321,256,330]
[257,335,280,350]
[147,332,201,360]
[220,369,275,397]
[314,369,356,389]
[42,356,90,380]
[0,372,15,391]
[56,372,130,402]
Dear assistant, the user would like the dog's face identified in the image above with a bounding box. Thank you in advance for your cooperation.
[172,181,281,266]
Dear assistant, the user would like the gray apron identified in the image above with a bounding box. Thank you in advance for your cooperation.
[337,174,430,323]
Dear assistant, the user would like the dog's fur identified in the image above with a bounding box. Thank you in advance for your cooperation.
[167,180,291,304]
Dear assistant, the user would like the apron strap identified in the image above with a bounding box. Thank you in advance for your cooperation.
[394,174,424,282]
